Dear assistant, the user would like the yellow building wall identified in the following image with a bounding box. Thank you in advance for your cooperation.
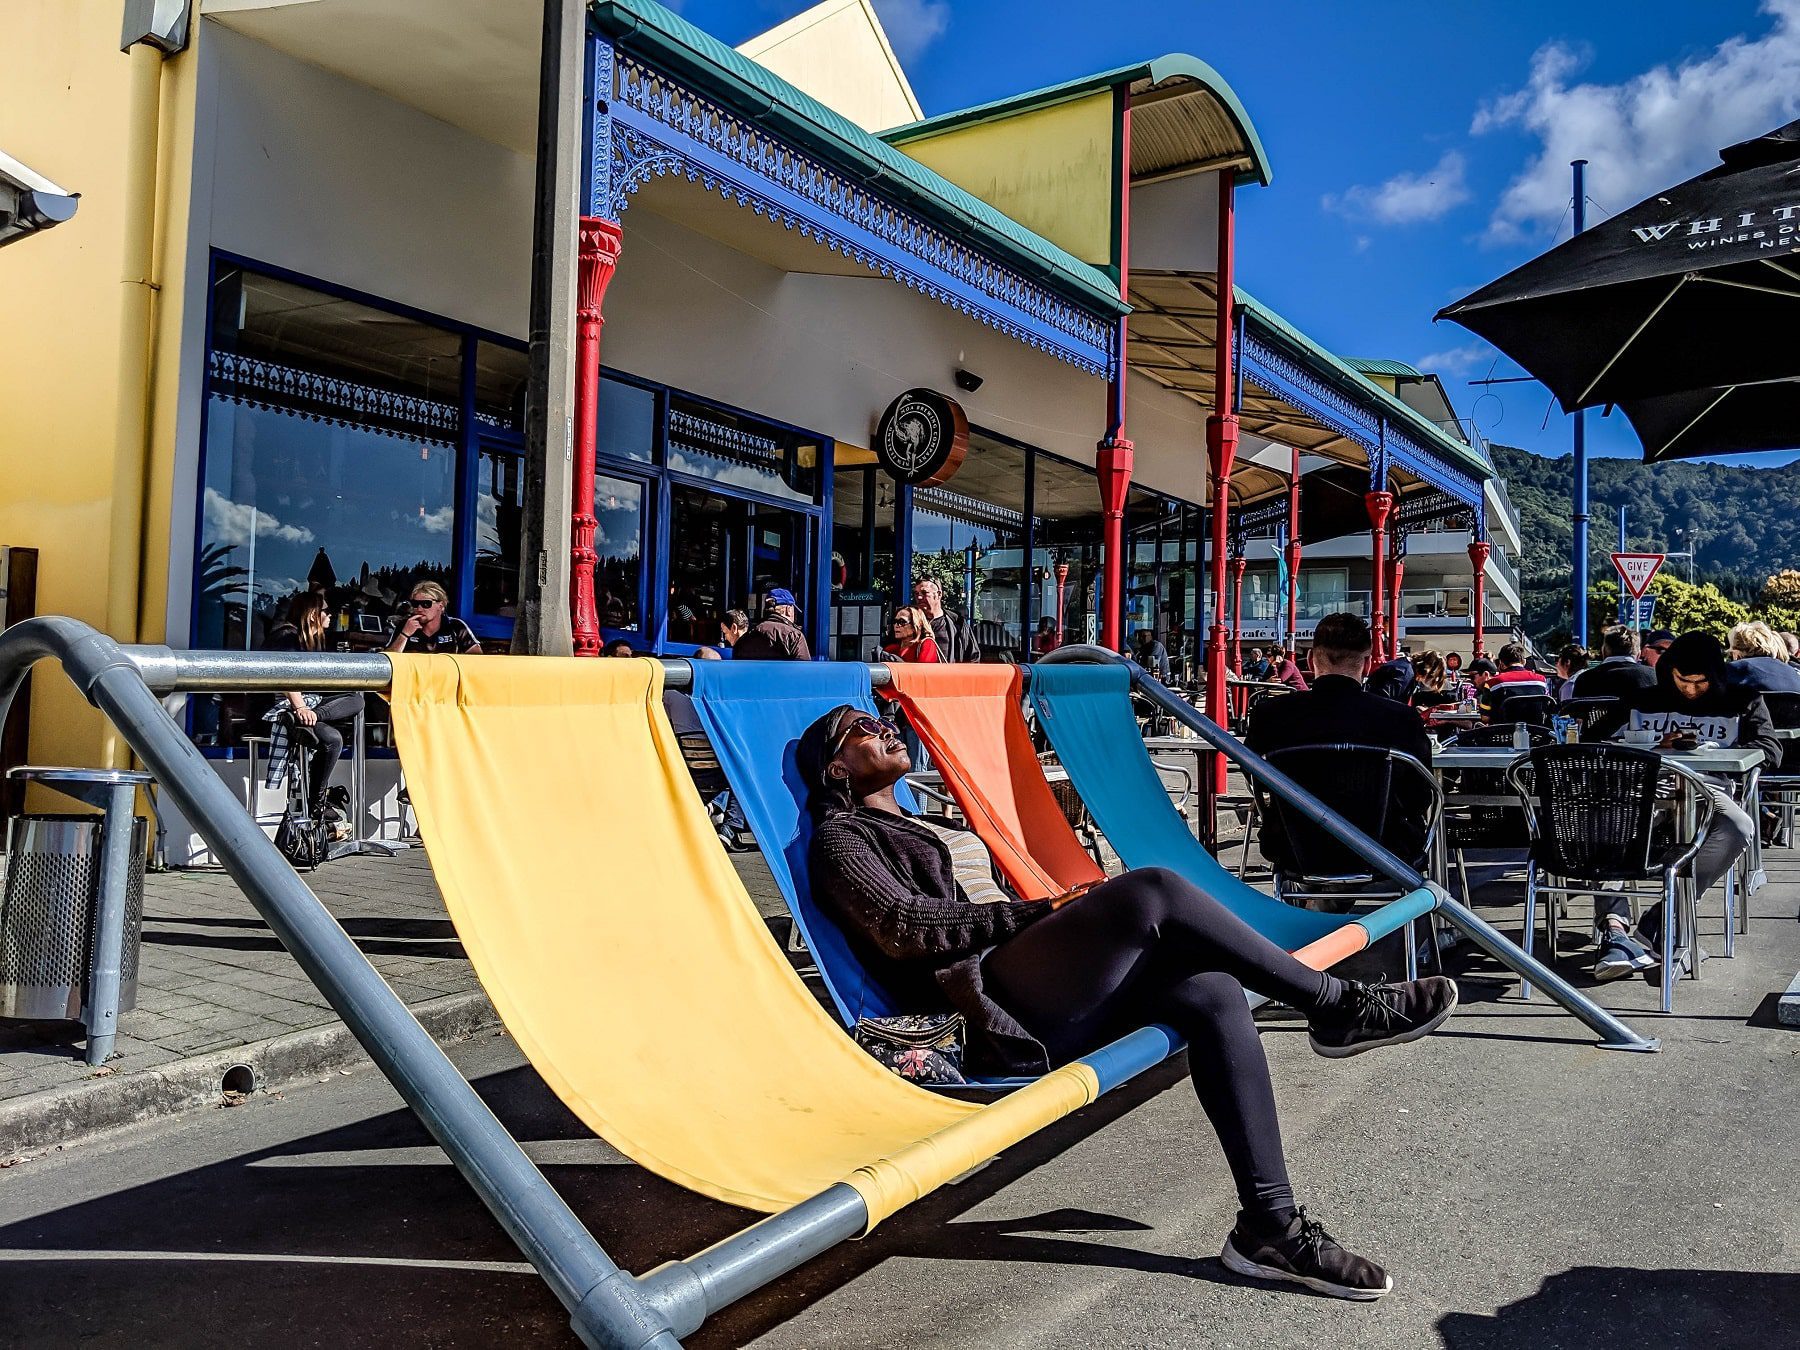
[737,0,922,134]
[897,93,1116,268]
[0,2,196,775]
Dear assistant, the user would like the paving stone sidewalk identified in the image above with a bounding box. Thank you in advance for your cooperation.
[0,846,794,1114]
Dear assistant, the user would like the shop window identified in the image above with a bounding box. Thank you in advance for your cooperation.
[667,484,810,648]
[196,267,460,659]
[595,473,646,633]
[474,447,524,618]
[598,376,658,464]
[665,395,818,505]
[474,341,529,436]
[909,435,1028,660]
[1031,452,1104,653]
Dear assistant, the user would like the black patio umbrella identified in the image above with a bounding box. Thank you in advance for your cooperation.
[1438,120,1800,411]
[1618,377,1800,461]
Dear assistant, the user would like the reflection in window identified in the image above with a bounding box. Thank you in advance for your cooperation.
[1031,453,1104,653]
[667,485,808,648]
[595,473,644,632]
[475,341,529,435]
[908,435,1029,660]
[598,376,658,464]
[475,448,523,618]
[665,395,818,504]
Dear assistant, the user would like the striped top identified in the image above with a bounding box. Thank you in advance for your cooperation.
[914,819,1011,906]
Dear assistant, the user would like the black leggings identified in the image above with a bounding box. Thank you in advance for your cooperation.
[291,694,364,811]
[982,866,1342,1221]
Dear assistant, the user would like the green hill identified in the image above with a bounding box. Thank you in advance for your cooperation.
[1491,443,1800,643]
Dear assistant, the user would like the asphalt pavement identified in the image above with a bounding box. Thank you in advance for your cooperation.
[1,848,1795,1350]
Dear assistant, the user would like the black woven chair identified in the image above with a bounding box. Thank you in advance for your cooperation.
[1558,695,1621,737]
[1439,724,1551,902]
[1757,691,1800,849]
[1489,688,1556,727]
[1506,744,1717,1013]
[1255,744,1443,979]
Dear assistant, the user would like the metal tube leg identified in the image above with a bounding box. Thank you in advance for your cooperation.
[82,781,138,1066]
[1661,874,1677,1014]
[1722,868,1737,960]
[1520,870,1538,1001]
[1404,918,1418,982]
[78,663,678,1348]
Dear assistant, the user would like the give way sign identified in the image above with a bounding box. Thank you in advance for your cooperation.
[1612,552,1665,598]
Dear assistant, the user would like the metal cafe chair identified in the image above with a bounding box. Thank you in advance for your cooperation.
[1442,723,1553,906]
[1756,691,1800,849]
[1558,695,1621,737]
[1489,687,1557,727]
[1506,743,1719,1013]
[1254,744,1445,980]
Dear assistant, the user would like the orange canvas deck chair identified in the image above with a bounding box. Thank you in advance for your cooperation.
[881,663,1104,899]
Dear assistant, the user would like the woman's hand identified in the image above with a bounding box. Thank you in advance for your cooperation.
[1050,881,1097,909]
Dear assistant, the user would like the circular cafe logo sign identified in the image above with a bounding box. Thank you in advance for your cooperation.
[875,388,968,488]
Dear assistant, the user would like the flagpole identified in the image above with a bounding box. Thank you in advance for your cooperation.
[1571,158,1590,644]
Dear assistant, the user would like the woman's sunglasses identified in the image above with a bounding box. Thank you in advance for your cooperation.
[827,713,893,759]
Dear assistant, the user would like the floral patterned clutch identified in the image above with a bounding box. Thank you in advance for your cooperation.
[852,1012,967,1085]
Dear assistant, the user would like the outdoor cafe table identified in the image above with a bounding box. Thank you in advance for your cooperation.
[1428,744,1767,906]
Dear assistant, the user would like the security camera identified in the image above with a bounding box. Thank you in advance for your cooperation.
[954,368,984,393]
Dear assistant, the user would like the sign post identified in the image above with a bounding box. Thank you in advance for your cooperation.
[1611,552,1664,635]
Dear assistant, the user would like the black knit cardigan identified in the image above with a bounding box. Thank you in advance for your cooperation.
[808,807,1052,1075]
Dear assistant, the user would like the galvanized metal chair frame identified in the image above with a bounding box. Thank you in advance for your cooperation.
[1505,746,1718,1013]
[1254,745,1445,980]
[0,621,1660,1350]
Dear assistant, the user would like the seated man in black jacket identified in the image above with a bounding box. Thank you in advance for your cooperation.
[1571,626,1658,702]
[1246,613,1435,873]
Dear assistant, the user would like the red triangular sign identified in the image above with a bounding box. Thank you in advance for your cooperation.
[1612,552,1664,598]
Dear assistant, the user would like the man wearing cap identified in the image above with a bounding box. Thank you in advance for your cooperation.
[1640,628,1675,670]
[732,588,812,661]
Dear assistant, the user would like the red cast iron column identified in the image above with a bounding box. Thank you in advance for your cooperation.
[1389,535,1406,657]
[1205,171,1238,749]
[1229,551,1247,674]
[1364,489,1393,662]
[1097,438,1134,651]
[571,216,623,656]
[1285,446,1302,653]
[1096,91,1134,652]
[1468,538,1491,658]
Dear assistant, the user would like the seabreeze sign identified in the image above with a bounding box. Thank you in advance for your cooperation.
[1612,552,1664,598]
[875,389,968,488]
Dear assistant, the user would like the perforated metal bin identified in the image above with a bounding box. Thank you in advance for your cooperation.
[0,813,146,1020]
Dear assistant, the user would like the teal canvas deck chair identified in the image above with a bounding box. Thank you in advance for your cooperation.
[1028,662,1437,969]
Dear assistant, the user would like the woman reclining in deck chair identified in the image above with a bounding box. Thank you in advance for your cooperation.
[800,705,1458,1302]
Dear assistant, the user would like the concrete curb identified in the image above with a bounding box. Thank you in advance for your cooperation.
[1780,970,1800,1027]
[0,989,499,1159]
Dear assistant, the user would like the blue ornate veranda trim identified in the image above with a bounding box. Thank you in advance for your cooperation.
[586,39,1115,377]
[1241,328,1482,523]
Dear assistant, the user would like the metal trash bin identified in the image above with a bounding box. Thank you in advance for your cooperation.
[1,812,147,1020]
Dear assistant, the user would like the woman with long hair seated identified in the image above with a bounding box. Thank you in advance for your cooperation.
[799,705,1458,1301]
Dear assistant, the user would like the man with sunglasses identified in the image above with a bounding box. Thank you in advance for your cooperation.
[386,581,482,656]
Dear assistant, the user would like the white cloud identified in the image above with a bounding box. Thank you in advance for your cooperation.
[873,0,950,62]
[203,487,315,549]
[1322,151,1471,225]
[1475,0,1800,243]
[418,504,456,535]
[1416,344,1495,377]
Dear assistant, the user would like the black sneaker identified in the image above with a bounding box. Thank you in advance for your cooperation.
[1307,977,1458,1059]
[1220,1208,1393,1300]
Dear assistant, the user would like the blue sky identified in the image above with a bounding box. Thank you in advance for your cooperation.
[680,0,1800,466]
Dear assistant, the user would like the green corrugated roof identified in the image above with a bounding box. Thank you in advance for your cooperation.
[879,55,1273,188]
[590,0,1127,316]
[1239,290,1494,485]
[1344,358,1423,379]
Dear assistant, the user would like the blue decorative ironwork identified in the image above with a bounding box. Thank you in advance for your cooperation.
[590,43,1114,377]
[1240,327,1482,526]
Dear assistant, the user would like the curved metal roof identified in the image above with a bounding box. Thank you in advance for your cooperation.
[880,54,1273,188]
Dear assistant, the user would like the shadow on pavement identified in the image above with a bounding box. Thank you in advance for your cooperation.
[1437,1266,1798,1350]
